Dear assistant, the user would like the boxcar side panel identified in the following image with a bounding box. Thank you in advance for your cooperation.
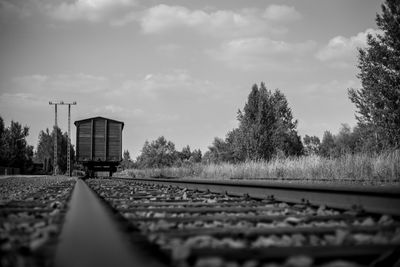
[93,118,106,161]
[107,121,122,161]
[77,121,92,161]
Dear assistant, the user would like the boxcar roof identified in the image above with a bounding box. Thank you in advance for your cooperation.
[74,116,124,129]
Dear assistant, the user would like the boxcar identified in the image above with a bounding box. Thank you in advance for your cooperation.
[74,116,124,177]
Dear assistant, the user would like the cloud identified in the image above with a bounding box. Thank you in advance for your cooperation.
[93,105,144,118]
[0,92,47,107]
[207,37,316,71]
[13,74,48,85]
[316,28,380,68]
[9,71,221,104]
[142,70,191,88]
[263,5,301,22]
[2,1,301,33]
[13,73,109,93]
[149,113,180,123]
[140,4,292,37]
[299,79,360,96]
[49,0,136,23]
[111,69,220,99]
[156,43,182,55]
[0,0,33,19]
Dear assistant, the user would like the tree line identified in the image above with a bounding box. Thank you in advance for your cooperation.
[133,0,399,168]
[35,127,75,174]
[0,115,74,174]
[122,137,203,170]
[0,117,33,173]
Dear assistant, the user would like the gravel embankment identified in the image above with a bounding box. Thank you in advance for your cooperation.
[86,178,400,267]
[0,176,76,267]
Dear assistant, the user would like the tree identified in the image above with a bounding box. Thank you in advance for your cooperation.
[203,83,302,162]
[348,0,400,149]
[319,131,336,158]
[121,150,134,170]
[36,127,75,174]
[236,83,303,160]
[205,137,233,163]
[303,135,321,155]
[205,129,246,164]
[351,124,379,153]
[225,128,246,162]
[136,136,178,168]
[123,150,131,162]
[190,149,202,163]
[317,124,375,157]
[180,145,192,161]
[36,128,53,172]
[334,124,358,155]
[0,116,4,140]
[0,116,5,166]
[0,117,33,172]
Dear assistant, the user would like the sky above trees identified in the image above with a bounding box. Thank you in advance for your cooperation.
[0,0,383,156]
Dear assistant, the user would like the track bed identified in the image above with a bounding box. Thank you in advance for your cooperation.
[0,176,76,267]
[86,178,400,267]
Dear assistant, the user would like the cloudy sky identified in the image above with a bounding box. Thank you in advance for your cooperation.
[0,0,382,157]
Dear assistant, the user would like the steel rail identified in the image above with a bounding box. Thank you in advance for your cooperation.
[54,179,167,267]
[123,178,400,216]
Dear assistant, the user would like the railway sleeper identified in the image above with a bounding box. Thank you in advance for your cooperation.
[85,179,400,267]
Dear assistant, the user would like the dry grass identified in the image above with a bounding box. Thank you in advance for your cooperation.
[123,150,400,184]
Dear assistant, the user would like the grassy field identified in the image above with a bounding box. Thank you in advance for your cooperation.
[122,150,400,184]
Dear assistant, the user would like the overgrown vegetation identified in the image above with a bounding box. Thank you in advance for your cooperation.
[125,150,400,184]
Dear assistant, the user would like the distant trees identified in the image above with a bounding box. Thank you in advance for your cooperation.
[121,150,135,170]
[316,124,378,158]
[202,137,235,164]
[319,131,336,158]
[348,0,400,150]
[136,136,177,168]
[303,135,320,156]
[135,136,202,169]
[204,83,303,163]
[176,145,202,165]
[190,149,202,163]
[0,116,33,172]
[36,127,75,174]
[35,129,53,173]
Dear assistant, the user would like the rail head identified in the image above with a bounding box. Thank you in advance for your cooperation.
[129,177,400,196]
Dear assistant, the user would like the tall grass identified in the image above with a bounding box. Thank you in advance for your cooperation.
[124,150,400,184]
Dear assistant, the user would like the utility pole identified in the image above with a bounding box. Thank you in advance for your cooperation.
[49,101,77,176]
[49,102,58,175]
[66,102,77,176]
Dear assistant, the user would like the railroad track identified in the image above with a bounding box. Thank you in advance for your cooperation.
[3,176,400,267]
[86,177,400,267]
[129,178,400,216]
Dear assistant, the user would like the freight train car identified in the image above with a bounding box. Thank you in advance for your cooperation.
[74,117,124,177]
